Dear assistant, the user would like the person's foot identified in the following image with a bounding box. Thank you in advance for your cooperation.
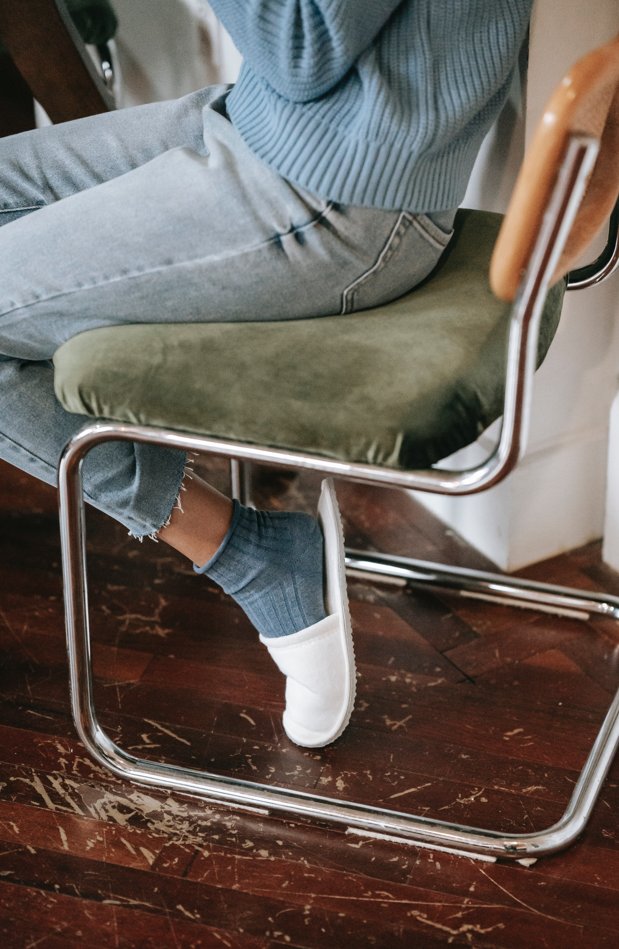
[196,478,356,746]
[260,479,356,747]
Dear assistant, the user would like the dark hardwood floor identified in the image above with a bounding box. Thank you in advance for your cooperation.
[0,456,617,947]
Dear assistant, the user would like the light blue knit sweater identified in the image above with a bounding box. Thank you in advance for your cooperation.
[209,1,534,211]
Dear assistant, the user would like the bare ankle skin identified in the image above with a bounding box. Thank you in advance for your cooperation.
[158,470,233,566]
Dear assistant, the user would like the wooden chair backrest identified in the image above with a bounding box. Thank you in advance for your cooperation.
[490,34,619,302]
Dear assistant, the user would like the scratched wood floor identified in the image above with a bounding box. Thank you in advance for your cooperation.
[0,455,617,948]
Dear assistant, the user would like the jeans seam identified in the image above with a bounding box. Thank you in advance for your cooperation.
[0,204,45,215]
[0,429,171,534]
[0,202,335,320]
[0,430,108,514]
[0,430,64,479]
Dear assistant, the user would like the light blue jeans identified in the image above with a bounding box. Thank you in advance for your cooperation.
[0,86,455,536]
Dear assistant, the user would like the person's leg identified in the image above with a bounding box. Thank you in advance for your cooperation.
[0,91,452,743]
[0,90,344,739]
[0,86,345,648]
[0,89,452,535]
[0,357,185,536]
[0,86,223,225]
[0,88,230,534]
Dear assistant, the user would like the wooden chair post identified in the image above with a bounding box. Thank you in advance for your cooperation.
[0,0,114,133]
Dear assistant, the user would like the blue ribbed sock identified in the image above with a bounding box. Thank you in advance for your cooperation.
[194,501,327,638]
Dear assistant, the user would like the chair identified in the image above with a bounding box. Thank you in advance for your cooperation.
[0,0,115,134]
[52,36,619,860]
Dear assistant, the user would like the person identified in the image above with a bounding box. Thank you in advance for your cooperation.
[0,0,534,748]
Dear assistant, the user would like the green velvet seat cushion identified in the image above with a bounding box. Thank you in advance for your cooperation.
[53,209,565,470]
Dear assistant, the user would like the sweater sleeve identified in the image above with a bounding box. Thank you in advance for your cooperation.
[208,1,404,101]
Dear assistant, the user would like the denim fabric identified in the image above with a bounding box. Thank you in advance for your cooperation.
[0,86,455,536]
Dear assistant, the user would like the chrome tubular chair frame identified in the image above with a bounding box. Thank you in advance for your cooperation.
[567,200,619,290]
[58,133,619,860]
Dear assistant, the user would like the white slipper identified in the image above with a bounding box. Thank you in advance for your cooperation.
[260,478,356,747]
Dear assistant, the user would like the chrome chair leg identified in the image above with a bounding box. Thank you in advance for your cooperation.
[58,424,619,861]
[345,549,619,620]
[229,459,253,505]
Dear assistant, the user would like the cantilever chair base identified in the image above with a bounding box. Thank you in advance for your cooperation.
[58,421,619,862]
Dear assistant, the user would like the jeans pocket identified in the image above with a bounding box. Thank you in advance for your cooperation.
[340,210,455,314]
[410,211,455,249]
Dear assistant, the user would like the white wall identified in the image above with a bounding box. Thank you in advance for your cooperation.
[111,0,240,105]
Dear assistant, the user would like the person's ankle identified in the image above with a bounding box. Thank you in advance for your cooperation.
[195,504,326,637]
